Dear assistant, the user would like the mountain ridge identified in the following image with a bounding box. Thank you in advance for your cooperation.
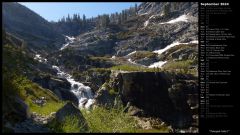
[2,2,65,54]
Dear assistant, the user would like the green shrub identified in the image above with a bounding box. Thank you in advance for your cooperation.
[88,68,111,73]
[130,51,157,61]
[109,89,118,96]
[110,64,160,72]
[82,106,138,133]
[163,60,197,75]
[163,60,193,70]
[89,56,110,61]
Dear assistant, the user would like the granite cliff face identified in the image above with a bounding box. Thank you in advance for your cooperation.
[61,2,198,58]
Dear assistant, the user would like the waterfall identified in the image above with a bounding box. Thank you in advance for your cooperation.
[52,65,95,109]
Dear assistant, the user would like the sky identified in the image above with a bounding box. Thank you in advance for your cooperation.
[19,2,141,22]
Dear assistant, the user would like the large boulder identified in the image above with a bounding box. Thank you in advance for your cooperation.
[33,75,70,91]
[103,71,196,128]
[55,102,89,131]
[58,89,78,106]
[135,57,159,66]
[95,86,115,107]
[33,75,78,105]
[48,77,71,90]
[124,102,146,116]
[12,97,31,120]
[8,119,52,133]
[2,97,31,133]
[118,72,175,120]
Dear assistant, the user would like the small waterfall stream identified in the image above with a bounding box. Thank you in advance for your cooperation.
[52,65,95,109]
[35,35,95,109]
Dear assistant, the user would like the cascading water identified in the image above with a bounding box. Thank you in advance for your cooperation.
[52,65,95,109]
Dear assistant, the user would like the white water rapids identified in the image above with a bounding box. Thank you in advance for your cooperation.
[52,65,95,109]
[55,35,95,109]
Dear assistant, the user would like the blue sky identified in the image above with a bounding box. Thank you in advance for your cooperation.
[19,2,141,22]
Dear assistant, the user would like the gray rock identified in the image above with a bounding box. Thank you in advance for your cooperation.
[104,71,197,128]
[55,102,89,131]
[12,97,30,120]
[33,75,71,91]
[8,118,52,133]
[127,105,145,116]
[95,86,115,107]
[135,57,158,66]
[33,75,78,105]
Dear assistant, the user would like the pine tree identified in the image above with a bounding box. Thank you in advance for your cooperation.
[124,10,128,20]
[135,3,138,15]
[110,13,115,24]
[105,14,110,26]
[66,14,71,22]
[118,13,122,24]
[121,10,125,23]
[77,14,81,21]
[96,15,101,29]
[83,14,86,23]
[60,16,65,22]
[73,14,78,22]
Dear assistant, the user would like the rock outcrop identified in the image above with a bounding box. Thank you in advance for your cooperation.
[12,97,31,120]
[2,97,51,133]
[5,119,51,133]
[96,71,198,129]
[54,102,89,131]
[95,86,115,107]
[33,75,78,105]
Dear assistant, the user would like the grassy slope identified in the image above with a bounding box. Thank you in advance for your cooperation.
[2,34,65,122]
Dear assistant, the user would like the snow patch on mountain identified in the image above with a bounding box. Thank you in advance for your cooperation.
[111,55,116,59]
[144,14,164,27]
[127,51,137,56]
[139,12,149,16]
[148,61,167,68]
[153,40,198,55]
[60,35,76,50]
[128,58,137,64]
[189,40,198,44]
[153,42,182,55]
[160,14,188,24]
[66,35,75,41]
